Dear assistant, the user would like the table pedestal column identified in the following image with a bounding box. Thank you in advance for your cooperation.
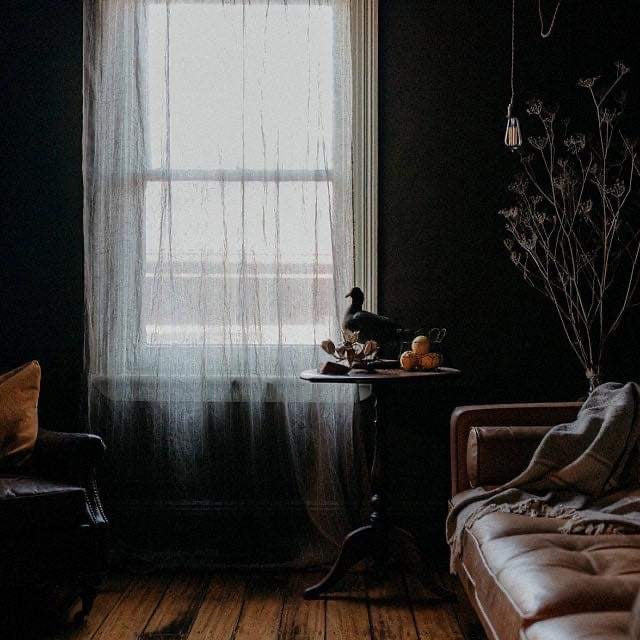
[304,383,453,600]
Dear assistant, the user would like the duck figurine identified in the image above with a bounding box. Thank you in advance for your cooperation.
[343,287,408,344]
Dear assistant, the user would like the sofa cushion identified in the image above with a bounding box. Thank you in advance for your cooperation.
[0,361,40,467]
[453,488,640,639]
[521,612,630,640]
[0,475,90,532]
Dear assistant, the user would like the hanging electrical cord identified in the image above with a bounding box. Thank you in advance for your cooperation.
[509,0,516,110]
[538,0,563,38]
[504,0,522,151]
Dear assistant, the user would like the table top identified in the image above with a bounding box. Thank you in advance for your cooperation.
[300,366,461,384]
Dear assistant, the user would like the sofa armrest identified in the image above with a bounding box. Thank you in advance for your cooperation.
[450,402,582,496]
[34,429,108,526]
[467,425,552,488]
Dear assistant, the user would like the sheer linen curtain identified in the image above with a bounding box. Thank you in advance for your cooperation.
[83,0,363,564]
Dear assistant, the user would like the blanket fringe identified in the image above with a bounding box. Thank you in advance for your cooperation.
[464,498,581,532]
[448,499,597,573]
[559,512,625,535]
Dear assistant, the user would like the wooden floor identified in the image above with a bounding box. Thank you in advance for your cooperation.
[48,569,486,640]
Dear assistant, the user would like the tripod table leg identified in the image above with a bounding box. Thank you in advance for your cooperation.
[304,525,375,599]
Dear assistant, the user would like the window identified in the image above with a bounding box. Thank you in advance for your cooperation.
[139,1,377,347]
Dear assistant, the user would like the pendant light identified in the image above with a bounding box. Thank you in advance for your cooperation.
[504,0,522,151]
[504,0,563,151]
[505,107,522,150]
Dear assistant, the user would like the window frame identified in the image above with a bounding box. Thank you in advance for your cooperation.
[352,0,379,313]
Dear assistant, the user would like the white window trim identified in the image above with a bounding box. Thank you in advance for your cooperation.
[352,0,379,313]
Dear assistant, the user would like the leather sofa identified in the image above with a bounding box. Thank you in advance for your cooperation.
[450,401,640,640]
[0,428,108,627]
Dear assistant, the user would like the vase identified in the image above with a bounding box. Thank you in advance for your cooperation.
[586,368,602,394]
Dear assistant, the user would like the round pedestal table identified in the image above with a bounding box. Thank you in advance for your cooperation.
[300,366,461,599]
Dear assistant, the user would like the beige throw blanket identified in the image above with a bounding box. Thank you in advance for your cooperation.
[447,382,640,571]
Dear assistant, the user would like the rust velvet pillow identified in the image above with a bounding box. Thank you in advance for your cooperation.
[0,361,41,466]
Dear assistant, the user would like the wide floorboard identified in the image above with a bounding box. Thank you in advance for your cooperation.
[48,570,486,640]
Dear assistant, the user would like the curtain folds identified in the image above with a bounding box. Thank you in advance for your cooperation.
[83,0,362,564]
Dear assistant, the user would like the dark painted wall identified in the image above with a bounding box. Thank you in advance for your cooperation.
[2,1,639,546]
[379,0,640,404]
[2,0,84,431]
[378,0,640,539]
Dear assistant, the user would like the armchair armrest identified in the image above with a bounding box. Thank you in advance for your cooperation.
[450,402,582,496]
[34,429,105,481]
[34,429,108,526]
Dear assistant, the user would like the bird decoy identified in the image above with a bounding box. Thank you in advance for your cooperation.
[343,287,407,344]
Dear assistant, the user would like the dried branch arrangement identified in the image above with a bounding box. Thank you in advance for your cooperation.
[500,62,640,388]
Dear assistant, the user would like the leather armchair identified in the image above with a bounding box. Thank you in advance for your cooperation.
[0,428,108,624]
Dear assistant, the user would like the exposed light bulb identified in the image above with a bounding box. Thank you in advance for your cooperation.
[504,105,522,151]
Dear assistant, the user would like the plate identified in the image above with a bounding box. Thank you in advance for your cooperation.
[369,359,400,369]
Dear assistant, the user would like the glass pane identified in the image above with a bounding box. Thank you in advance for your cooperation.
[143,180,335,345]
[147,3,334,171]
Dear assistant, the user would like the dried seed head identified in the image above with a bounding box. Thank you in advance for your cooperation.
[519,233,538,251]
[614,61,630,76]
[508,175,529,196]
[576,199,593,216]
[606,179,625,197]
[534,212,547,224]
[577,77,599,88]
[528,136,548,151]
[498,206,520,220]
[553,175,568,191]
[526,98,543,115]
[564,134,586,154]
